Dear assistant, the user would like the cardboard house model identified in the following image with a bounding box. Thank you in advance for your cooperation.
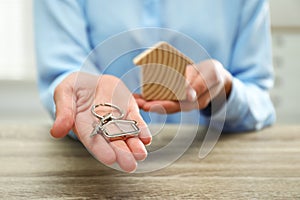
[133,41,194,101]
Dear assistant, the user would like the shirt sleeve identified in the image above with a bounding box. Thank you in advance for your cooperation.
[34,0,94,119]
[205,0,276,132]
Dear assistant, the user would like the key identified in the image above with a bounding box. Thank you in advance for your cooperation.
[90,103,140,141]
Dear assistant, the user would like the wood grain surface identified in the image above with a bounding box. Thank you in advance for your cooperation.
[134,41,194,101]
[0,123,300,199]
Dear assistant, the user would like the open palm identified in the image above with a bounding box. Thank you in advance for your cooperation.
[51,72,152,172]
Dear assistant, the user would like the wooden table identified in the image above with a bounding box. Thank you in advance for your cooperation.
[0,123,299,199]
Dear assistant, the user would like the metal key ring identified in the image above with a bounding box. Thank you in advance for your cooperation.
[91,103,124,120]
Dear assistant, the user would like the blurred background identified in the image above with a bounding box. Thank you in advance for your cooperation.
[0,0,299,124]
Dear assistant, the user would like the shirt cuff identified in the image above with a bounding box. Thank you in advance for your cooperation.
[200,77,248,131]
[220,77,248,123]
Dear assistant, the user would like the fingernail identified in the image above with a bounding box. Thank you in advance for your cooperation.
[187,88,197,102]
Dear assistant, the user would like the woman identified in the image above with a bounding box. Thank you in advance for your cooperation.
[34,0,275,172]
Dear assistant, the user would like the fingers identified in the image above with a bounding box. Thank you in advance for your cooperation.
[80,131,117,166]
[196,90,212,109]
[51,82,76,138]
[142,100,181,114]
[76,120,141,172]
[126,137,147,161]
[185,61,226,108]
[109,137,148,172]
[186,64,208,100]
[135,62,220,114]
[186,87,197,102]
[133,93,146,108]
[143,100,202,113]
[75,107,146,173]
[110,140,137,172]
[133,94,179,114]
[83,133,147,172]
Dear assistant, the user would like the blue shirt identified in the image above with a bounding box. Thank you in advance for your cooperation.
[34,0,276,132]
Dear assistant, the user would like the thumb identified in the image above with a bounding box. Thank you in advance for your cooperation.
[50,84,75,138]
[186,86,197,102]
[185,65,198,102]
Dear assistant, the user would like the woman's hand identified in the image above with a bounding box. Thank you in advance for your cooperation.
[135,59,232,113]
[50,72,152,172]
